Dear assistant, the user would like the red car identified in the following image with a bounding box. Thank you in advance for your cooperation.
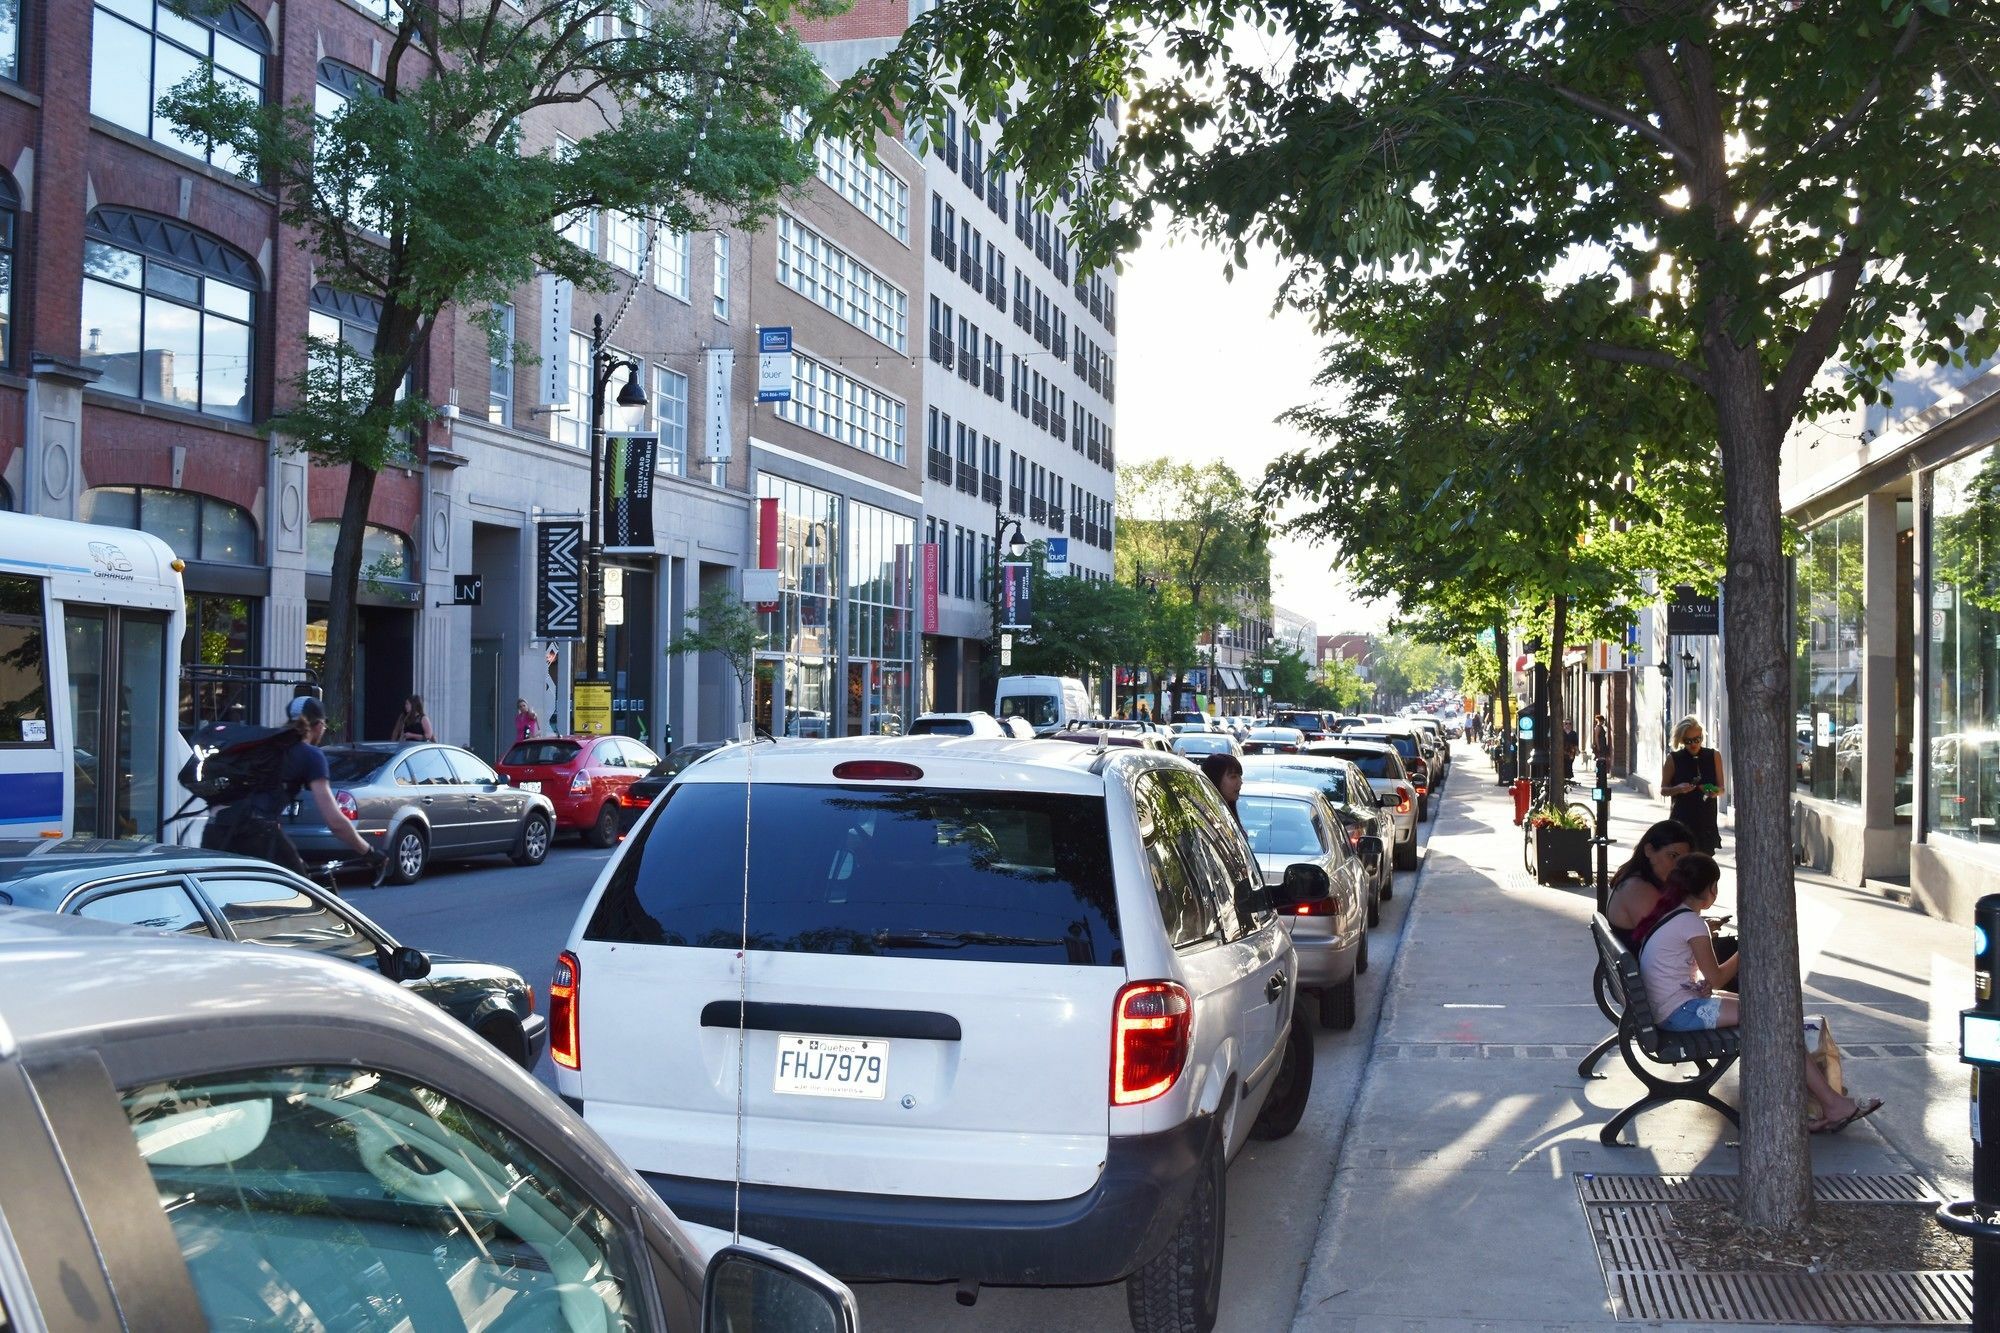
[495,734,662,846]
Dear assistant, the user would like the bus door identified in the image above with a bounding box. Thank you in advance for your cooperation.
[62,604,173,840]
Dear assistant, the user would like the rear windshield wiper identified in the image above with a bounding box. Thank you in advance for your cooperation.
[873,928,1067,949]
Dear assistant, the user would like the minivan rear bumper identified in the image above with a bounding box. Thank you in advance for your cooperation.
[638,1117,1211,1285]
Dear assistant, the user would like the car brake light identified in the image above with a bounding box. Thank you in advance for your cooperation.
[569,772,591,795]
[621,792,651,807]
[1112,981,1191,1105]
[1397,793,1412,814]
[334,790,359,821]
[551,952,581,1070]
[1282,899,1335,917]
[1347,825,1363,847]
[833,760,925,781]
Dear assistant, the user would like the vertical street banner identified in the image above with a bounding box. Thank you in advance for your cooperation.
[705,348,735,462]
[1000,561,1032,630]
[757,327,793,403]
[536,520,583,638]
[1045,537,1070,578]
[602,431,659,554]
[537,274,573,411]
[922,543,940,634]
[754,496,780,612]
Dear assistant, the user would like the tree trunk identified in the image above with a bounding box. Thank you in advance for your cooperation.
[1714,353,1813,1230]
[1550,594,1569,785]
[1494,622,1513,741]
[321,461,380,743]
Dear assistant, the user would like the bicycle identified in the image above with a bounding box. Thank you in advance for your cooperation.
[307,850,391,895]
[1521,770,1596,875]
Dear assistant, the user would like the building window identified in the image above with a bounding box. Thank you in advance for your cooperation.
[844,498,915,735]
[774,351,906,464]
[786,110,909,242]
[652,365,688,474]
[92,0,267,175]
[81,486,256,564]
[605,210,646,274]
[776,214,908,352]
[0,171,16,367]
[314,59,385,231]
[306,285,412,457]
[486,303,514,426]
[0,0,16,82]
[1793,505,1863,805]
[653,227,690,300]
[179,591,256,729]
[550,329,592,449]
[307,520,412,579]
[712,233,730,321]
[1928,447,2000,844]
[81,208,257,420]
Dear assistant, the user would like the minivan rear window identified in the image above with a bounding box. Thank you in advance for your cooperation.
[503,740,581,766]
[997,694,1059,727]
[1348,733,1418,761]
[587,782,1121,965]
[1325,749,1401,780]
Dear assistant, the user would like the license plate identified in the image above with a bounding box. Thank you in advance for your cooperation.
[519,781,542,793]
[773,1033,889,1100]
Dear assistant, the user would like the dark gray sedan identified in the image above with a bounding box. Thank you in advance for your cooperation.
[285,741,556,884]
[0,841,546,1068]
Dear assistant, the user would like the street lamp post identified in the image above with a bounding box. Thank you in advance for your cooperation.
[584,312,649,684]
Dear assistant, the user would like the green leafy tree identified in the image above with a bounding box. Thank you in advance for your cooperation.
[665,584,769,725]
[1318,653,1375,713]
[833,0,2000,1229]
[1009,544,1157,682]
[166,0,828,739]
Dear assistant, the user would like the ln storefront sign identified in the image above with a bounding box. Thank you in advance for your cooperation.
[602,431,658,554]
[1000,561,1032,630]
[535,521,583,638]
[452,574,483,606]
[1667,584,1720,636]
[705,348,734,462]
[757,327,793,403]
[537,274,573,411]
[572,681,612,736]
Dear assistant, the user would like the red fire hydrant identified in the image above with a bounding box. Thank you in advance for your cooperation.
[1512,778,1532,826]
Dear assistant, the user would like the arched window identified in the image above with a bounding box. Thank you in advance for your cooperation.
[90,1,269,175]
[307,521,412,581]
[81,486,257,564]
[0,170,16,368]
[81,208,258,420]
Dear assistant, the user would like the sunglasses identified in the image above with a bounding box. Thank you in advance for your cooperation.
[1684,734,1704,743]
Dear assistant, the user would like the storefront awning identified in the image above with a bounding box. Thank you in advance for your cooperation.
[1218,667,1245,692]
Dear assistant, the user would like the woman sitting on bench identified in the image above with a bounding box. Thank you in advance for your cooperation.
[1641,854,1882,1133]
[1605,819,1695,948]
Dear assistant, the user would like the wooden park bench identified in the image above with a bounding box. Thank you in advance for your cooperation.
[1588,913,1740,1146]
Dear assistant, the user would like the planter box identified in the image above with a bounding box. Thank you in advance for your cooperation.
[1531,825,1591,886]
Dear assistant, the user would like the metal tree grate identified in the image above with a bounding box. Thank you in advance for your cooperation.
[1577,1175,1969,1325]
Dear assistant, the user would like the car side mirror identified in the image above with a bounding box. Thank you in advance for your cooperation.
[1357,836,1385,864]
[1273,862,1332,908]
[1378,793,1399,809]
[380,946,431,982]
[703,1245,855,1333]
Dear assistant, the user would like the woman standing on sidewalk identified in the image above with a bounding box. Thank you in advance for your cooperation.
[1661,716,1723,853]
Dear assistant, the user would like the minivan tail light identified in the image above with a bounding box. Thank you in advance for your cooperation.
[551,952,581,1070]
[832,760,925,781]
[334,790,359,821]
[1112,981,1191,1105]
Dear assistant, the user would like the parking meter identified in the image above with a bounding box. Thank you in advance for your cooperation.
[1937,894,2000,1331]
[1592,758,1612,913]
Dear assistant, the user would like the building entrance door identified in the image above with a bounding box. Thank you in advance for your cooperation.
[471,637,502,761]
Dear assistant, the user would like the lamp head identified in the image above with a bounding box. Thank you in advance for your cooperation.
[1005,524,1027,560]
[615,371,649,409]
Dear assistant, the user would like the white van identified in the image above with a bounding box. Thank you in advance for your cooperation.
[993,675,1092,736]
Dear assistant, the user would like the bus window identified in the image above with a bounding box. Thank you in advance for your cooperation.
[0,574,50,747]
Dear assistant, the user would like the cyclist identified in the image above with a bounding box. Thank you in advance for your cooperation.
[203,696,378,875]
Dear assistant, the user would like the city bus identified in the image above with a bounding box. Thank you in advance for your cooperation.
[0,511,190,842]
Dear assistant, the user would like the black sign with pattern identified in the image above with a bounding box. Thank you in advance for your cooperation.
[537,521,583,638]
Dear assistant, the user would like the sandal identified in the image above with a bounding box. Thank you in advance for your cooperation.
[1815,1097,1884,1135]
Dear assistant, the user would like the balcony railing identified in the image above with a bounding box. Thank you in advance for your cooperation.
[982,476,1001,504]
[1009,485,1025,512]
[957,461,979,494]
[1028,496,1048,523]
[927,451,953,483]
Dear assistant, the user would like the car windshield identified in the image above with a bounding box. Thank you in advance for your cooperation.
[587,783,1121,965]
[997,694,1060,727]
[1239,797,1324,858]
[323,750,390,783]
[503,740,581,766]
[1327,750,1399,779]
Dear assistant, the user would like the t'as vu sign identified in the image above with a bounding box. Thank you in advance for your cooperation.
[1667,585,1719,636]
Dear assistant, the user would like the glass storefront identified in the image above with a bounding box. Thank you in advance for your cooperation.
[601,564,657,745]
[181,593,255,730]
[1927,445,2000,844]
[759,476,840,737]
[844,500,914,735]
[1794,505,1864,804]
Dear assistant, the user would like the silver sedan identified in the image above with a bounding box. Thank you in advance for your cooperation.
[1238,782,1370,1031]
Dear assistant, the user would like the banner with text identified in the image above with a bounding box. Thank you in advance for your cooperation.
[602,431,658,553]
[1000,561,1032,630]
[922,543,940,634]
[705,348,735,462]
[757,326,793,403]
[537,273,573,411]
[535,520,583,638]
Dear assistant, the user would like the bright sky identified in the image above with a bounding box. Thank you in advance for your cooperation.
[1120,228,1393,637]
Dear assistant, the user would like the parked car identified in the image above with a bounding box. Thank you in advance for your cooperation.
[1053,721,1176,751]
[1273,710,1332,743]
[997,715,1038,739]
[1172,731,1246,760]
[0,839,546,1067]
[1241,755,1394,909]
[620,741,730,831]
[1310,740,1420,869]
[286,741,557,885]
[994,674,1094,735]
[1237,782,1372,1029]
[1344,727,1433,819]
[555,736,1323,1330]
[0,907,856,1332]
[1408,716,1450,776]
[909,710,1012,737]
[1243,726,1308,755]
[496,733,662,849]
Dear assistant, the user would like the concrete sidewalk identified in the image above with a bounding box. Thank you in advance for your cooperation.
[1291,742,1973,1332]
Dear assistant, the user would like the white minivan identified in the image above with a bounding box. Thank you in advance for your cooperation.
[993,674,1093,735]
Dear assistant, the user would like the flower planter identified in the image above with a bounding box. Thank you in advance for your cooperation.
[1531,825,1591,886]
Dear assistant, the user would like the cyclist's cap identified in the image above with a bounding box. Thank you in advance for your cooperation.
[287,695,327,723]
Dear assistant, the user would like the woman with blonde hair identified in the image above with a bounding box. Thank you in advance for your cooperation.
[1662,715,1723,853]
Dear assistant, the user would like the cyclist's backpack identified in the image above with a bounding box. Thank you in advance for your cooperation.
[179,723,300,806]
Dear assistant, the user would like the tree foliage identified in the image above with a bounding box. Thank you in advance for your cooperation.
[665,584,768,718]
[1009,543,1159,680]
[165,0,829,737]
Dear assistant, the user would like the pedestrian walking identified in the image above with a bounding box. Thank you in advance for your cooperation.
[515,697,541,743]
[1198,752,1244,827]
[392,694,435,743]
[1591,712,1610,760]
[1662,715,1724,853]
[1562,719,1580,777]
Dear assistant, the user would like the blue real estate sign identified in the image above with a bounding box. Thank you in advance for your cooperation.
[757,327,793,403]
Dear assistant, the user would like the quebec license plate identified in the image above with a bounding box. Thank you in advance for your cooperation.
[773,1033,889,1100]
[518,781,542,793]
